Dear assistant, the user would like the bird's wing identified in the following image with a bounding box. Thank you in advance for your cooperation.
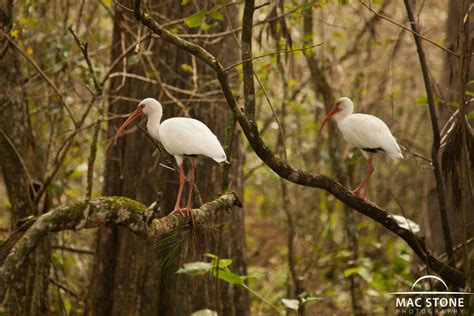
[159,118,227,162]
[339,114,403,160]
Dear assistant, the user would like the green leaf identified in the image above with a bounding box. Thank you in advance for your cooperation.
[185,11,206,28]
[208,10,224,21]
[343,267,359,277]
[467,111,474,119]
[338,0,349,4]
[288,79,299,87]
[416,96,428,106]
[201,22,211,31]
[181,64,193,73]
[213,269,244,285]
[465,90,474,97]
[281,298,300,311]
[181,0,190,4]
[372,0,381,3]
[216,259,233,269]
[301,0,318,12]
[176,261,212,275]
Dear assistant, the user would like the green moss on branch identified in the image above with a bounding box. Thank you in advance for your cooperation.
[0,192,241,300]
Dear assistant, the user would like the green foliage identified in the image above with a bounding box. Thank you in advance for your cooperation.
[178,253,263,286]
[177,253,282,311]
[176,262,212,275]
[185,11,206,28]
[281,294,321,311]
[184,9,225,30]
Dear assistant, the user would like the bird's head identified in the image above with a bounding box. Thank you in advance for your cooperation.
[140,98,162,116]
[113,98,162,145]
[319,97,354,135]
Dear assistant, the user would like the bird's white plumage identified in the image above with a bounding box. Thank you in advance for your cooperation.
[136,98,226,166]
[158,117,227,163]
[328,97,403,160]
[337,114,403,160]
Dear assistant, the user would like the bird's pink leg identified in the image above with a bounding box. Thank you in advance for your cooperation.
[173,164,185,213]
[352,158,374,199]
[185,160,196,226]
[359,159,374,199]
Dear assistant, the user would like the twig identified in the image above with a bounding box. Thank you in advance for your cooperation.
[176,4,303,39]
[68,27,101,93]
[359,1,458,57]
[49,278,83,301]
[223,43,324,72]
[2,33,78,126]
[68,27,105,230]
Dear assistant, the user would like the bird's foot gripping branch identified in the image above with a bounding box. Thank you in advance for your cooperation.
[0,192,241,301]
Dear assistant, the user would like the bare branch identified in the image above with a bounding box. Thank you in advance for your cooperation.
[223,43,324,72]
[359,1,458,56]
[2,32,78,126]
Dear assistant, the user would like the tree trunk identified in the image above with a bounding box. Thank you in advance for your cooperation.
[0,1,49,314]
[86,2,248,315]
[423,0,474,257]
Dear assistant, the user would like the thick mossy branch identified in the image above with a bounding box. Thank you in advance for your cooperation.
[133,0,466,288]
[0,192,241,299]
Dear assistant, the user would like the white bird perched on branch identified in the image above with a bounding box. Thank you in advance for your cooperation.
[319,97,403,199]
[114,98,227,225]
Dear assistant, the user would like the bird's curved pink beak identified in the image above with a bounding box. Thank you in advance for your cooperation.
[113,106,143,145]
[319,104,340,136]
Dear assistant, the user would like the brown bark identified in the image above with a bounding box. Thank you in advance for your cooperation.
[0,1,50,314]
[423,0,474,259]
[0,193,242,300]
[86,2,248,315]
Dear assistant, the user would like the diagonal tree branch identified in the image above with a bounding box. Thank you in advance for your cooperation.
[132,0,466,288]
[0,192,241,300]
[403,0,455,268]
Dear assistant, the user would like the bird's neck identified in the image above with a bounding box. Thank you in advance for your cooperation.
[146,111,163,139]
[333,110,352,123]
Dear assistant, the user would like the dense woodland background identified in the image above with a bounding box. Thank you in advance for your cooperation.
[0,0,473,315]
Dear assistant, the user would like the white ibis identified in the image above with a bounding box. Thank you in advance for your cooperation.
[319,97,403,199]
[114,98,227,225]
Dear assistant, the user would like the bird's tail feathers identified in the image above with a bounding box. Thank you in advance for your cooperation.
[388,147,404,160]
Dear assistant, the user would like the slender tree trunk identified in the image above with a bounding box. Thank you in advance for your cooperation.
[303,11,364,315]
[86,2,248,315]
